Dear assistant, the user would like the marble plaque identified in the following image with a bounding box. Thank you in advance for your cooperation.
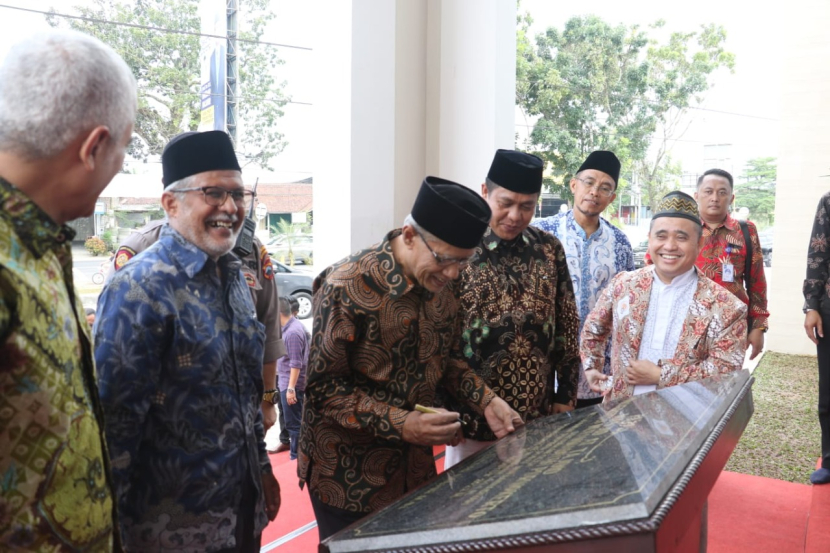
[323,369,753,553]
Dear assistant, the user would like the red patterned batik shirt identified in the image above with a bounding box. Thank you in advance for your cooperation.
[695,215,768,332]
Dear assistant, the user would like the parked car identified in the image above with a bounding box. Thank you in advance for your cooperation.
[273,261,313,319]
[265,234,286,249]
[632,238,649,268]
[268,234,313,265]
[758,228,773,267]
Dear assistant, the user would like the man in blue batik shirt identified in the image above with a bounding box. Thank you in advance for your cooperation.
[94,131,280,552]
[532,151,634,408]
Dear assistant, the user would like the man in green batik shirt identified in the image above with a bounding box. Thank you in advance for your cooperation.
[441,149,580,469]
[0,30,136,550]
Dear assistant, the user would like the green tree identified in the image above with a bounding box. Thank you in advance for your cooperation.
[517,14,734,203]
[270,219,309,267]
[48,0,287,168]
[636,153,682,213]
[735,157,776,227]
[635,22,735,210]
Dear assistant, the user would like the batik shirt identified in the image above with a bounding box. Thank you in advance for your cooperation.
[0,177,115,551]
[805,192,830,313]
[532,211,634,399]
[113,219,285,363]
[696,215,768,331]
[581,267,747,402]
[442,226,580,441]
[298,230,496,514]
[95,226,269,552]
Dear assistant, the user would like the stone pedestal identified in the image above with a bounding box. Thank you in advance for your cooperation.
[322,370,754,553]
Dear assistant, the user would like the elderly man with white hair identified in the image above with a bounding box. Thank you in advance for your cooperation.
[0,30,136,550]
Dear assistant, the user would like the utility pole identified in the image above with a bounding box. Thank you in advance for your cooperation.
[226,0,238,145]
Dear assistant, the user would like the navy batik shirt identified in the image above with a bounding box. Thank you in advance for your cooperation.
[94,226,269,552]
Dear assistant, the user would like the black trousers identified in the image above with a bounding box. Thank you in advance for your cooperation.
[309,489,368,543]
[275,384,289,444]
[816,313,830,469]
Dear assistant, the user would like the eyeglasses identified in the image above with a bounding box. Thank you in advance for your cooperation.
[574,176,615,197]
[175,186,256,209]
[414,228,473,269]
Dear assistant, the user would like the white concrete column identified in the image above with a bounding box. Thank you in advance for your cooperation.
[350,0,398,252]
[393,1,429,229]
[426,0,517,187]
[312,0,517,270]
[766,0,830,354]
[311,0,354,270]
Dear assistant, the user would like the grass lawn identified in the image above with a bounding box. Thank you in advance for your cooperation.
[725,352,821,483]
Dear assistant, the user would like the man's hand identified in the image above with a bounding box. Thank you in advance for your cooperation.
[552,403,574,414]
[806,310,823,345]
[747,328,765,360]
[402,409,462,446]
[286,389,297,405]
[261,402,276,432]
[626,360,660,386]
[484,397,524,439]
[261,471,281,521]
[494,428,526,465]
[585,368,610,394]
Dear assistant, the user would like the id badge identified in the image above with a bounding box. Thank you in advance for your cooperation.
[722,262,734,283]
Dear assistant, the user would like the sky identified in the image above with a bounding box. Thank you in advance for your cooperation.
[0,0,780,186]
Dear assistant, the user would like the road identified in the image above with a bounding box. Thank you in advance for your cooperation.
[73,257,111,286]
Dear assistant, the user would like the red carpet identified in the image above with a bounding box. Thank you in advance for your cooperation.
[708,471,812,552]
[806,458,830,553]
[260,449,830,552]
[260,450,318,552]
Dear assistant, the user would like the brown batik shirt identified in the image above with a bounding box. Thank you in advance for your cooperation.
[441,226,580,441]
[297,230,496,513]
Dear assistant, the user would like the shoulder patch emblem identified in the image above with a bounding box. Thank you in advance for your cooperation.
[243,271,257,288]
[260,245,274,280]
[114,246,137,270]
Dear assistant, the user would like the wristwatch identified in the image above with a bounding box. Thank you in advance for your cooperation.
[287,388,296,394]
[262,389,278,404]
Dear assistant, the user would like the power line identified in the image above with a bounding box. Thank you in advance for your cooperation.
[125,158,313,173]
[0,3,313,51]
[1,4,314,105]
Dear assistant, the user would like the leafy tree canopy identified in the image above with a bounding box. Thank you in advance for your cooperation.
[48,0,288,169]
[735,157,776,227]
[517,13,734,205]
